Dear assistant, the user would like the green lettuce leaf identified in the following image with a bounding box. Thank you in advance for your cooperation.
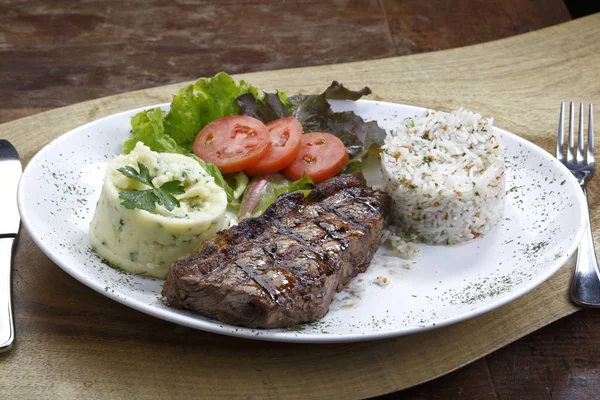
[162,72,259,149]
[342,143,383,186]
[162,85,204,148]
[188,154,236,203]
[229,172,249,200]
[238,173,314,219]
[126,72,258,154]
[124,108,185,154]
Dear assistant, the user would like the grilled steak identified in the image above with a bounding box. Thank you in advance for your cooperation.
[162,175,389,328]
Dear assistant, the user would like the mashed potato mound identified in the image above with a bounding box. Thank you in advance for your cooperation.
[89,142,228,278]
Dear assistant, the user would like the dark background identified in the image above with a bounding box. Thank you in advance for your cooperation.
[564,0,600,18]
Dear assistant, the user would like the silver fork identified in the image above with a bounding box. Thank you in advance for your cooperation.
[558,101,599,306]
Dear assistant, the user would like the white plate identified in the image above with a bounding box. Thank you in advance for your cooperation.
[18,100,586,343]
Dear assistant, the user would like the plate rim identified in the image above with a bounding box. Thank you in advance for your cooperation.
[17,99,587,343]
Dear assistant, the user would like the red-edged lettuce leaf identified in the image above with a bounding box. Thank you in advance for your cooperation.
[237,81,386,159]
[289,81,386,158]
[237,92,291,123]
[323,80,371,100]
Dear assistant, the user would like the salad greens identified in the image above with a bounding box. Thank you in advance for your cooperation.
[187,154,249,209]
[237,91,291,123]
[123,72,385,217]
[163,73,259,149]
[125,72,258,154]
[188,154,237,204]
[238,173,314,219]
[237,80,386,160]
[124,108,183,154]
[230,172,250,200]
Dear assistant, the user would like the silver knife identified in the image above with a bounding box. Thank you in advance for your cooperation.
[0,140,21,352]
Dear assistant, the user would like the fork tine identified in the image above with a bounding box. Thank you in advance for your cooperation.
[588,103,594,166]
[577,102,585,164]
[567,101,575,163]
[557,101,564,160]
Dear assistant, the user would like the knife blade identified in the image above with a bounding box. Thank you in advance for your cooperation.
[0,139,21,352]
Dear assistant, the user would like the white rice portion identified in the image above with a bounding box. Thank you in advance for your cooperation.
[380,107,505,245]
[381,226,420,258]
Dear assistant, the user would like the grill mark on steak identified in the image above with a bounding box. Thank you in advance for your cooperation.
[163,174,389,328]
[232,248,299,304]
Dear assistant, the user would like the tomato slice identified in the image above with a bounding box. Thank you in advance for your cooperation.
[193,116,271,174]
[243,117,303,176]
[282,132,349,182]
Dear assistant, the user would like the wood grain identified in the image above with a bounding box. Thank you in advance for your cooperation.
[486,308,600,399]
[394,359,500,399]
[399,308,600,399]
[1,14,599,399]
[0,0,571,124]
[383,0,571,54]
[0,0,395,113]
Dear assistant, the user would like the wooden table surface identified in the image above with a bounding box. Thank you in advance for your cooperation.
[1,1,599,398]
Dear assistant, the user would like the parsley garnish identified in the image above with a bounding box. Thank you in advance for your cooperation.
[403,232,415,240]
[423,156,432,165]
[117,162,185,212]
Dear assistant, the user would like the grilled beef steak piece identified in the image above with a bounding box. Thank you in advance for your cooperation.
[162,175,389,328]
